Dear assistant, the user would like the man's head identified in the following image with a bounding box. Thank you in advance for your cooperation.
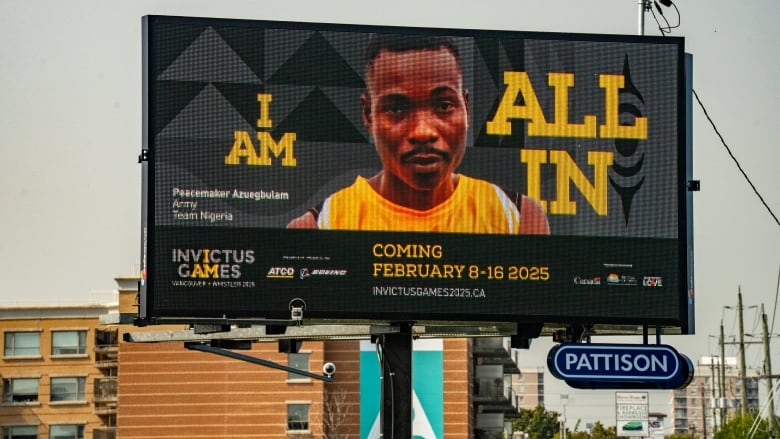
[362,34,470,205]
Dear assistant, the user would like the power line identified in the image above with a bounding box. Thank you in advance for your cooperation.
[648,1,779,227]
[692,89,780,227]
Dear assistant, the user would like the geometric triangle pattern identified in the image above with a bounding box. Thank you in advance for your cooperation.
[268,31,365,88]
[147,16,686,237]
[151,21,372,144]
[272,87,367,143]
[158,27,262,84]
[158,83,254,141]
[148,19,555,148]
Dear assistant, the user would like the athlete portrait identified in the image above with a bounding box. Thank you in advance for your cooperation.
[287,33,550,235]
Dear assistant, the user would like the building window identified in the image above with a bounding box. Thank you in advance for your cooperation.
[3,378,39,404]
[287,353,310,380]
[49,425,84,439]
[51,331,87,356]
[4,332,40,357]
[50,377,86,402]
[287,403,310,431]
[95,329,118,349]
[2,425,38,439]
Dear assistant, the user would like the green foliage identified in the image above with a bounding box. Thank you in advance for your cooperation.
[553,421,617,439]
[513,411,620,439]
[665,433,696,439]
[585,421,617,439]
[513,406,561,439]
[713,413,771,439]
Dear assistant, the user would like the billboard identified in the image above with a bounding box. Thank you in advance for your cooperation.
[140,15,693,332]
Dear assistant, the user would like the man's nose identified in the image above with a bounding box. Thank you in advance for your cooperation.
[408,112,439,144]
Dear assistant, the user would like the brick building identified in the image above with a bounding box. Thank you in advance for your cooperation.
[0,302,118,439]
[2,276,525,438]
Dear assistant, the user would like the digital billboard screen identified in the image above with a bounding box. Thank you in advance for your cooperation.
[140,15,693,332]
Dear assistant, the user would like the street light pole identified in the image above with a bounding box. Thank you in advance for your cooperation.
[560,394,568,439]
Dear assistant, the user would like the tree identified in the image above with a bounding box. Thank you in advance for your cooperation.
[714,413,770,439]
[566,421,616,439]
[321,386,352,439]
[513,406,561,439]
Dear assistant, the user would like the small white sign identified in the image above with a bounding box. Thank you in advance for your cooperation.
[615,392,649,437]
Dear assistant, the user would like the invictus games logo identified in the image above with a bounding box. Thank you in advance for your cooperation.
[173,248,255,279]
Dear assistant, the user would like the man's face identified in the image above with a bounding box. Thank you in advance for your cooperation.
[363,47,469,194]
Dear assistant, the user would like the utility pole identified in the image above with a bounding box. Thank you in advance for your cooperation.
[762,305,777,438]
[637,0,647,35]
[709,357,718,435]
[701,380,708,439]
[720,322,727,427]
[738,288,749,415]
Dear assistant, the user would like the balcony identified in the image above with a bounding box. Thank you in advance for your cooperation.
[473,337,520,374]
[474,378,519,417]
[475,378,514,401]
[476,413,512,433]
[94,349,118,369]
[474,337,511,357]
[93,427,116,439]
[94,377,117,407]
[95,329,119,352]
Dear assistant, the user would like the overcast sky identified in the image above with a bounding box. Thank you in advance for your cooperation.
[1,0,778,431]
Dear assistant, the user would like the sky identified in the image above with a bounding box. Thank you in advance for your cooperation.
[1,0,778,432]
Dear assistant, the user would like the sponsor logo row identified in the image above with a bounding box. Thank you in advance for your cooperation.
[573,275,663,287]
[267,266,348,280]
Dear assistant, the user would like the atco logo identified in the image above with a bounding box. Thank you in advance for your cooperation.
[267,267,295,279]
[573,276,602,285]
[643,276,663,287]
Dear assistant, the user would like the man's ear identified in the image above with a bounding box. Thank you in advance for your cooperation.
[462,89,470,127]
[361,93,372,131]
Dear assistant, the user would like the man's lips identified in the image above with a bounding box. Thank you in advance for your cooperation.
[401,148,449,165]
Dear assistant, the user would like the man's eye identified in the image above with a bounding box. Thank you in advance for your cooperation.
[434,100,456,113]
[383,103,408,117]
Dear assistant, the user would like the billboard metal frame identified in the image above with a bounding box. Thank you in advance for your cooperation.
[139,15,694,335]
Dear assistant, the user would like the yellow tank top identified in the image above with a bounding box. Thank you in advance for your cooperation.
[317,175,520,234]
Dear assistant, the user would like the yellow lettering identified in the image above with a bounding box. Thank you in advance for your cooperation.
[520,149,548,212]
[547,73,597,138]
[486,71,548,136]
[599,74,648,139]
[257,93,273,129]
[548,150,614,216]
[487,72,597,138]
[257,131,297,166]
[191,264,220,279]
[224,130,262,165]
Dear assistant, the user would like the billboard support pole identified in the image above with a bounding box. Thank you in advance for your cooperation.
[381,322,413,438]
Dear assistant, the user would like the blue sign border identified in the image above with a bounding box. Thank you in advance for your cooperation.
[548,343,685,382]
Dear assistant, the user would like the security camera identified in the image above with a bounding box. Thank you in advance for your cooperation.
[291,306,303,321]
[323,362,336,378]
